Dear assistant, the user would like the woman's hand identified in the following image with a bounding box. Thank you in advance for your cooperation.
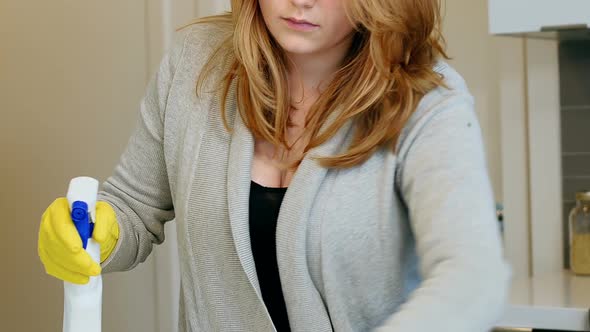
[38,197,119,284]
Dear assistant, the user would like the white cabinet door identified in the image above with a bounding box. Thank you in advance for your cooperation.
[489,0,590,35]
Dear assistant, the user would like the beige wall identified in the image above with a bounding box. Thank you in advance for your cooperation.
[443,0,505,202]
[0,0,158,331]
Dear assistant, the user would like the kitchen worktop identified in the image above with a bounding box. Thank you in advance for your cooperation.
[497,271,590,331]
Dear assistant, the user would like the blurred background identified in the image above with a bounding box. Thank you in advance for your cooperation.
[1,0,587,331]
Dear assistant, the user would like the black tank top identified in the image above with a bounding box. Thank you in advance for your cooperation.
[249,181,291,332]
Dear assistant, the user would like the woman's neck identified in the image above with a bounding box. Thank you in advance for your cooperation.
[286,34,353,94]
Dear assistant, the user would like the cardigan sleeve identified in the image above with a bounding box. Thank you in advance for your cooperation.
[376,94,511,331]
[96,29,190,273]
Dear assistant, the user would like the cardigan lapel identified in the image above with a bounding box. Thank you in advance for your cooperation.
[276,113,354,331]
[227,96,354,329]
[226,101,263,298]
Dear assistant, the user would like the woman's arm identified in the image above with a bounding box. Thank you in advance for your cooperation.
[97,29,191,273]
[378,94,511,331]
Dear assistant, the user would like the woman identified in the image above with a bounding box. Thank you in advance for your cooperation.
[38,0,510,331]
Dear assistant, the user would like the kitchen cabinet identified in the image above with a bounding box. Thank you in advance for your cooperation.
[489,0,590,36]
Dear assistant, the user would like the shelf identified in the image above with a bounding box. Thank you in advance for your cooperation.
[562,105,590,112]
[563,152,590,157]
[497,271,590,331]
[563,176,590,180]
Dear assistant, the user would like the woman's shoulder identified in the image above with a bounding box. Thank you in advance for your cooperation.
[395,61,478,157]
[172,22,230,65]
[428,60,472,104]
[411,61,475,128]
[180,21,230,51]
[160,21,232,84]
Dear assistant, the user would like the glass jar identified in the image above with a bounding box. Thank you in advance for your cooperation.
[570,191,590,275]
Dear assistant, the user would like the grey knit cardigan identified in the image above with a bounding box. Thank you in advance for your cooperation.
[98,24,510,332]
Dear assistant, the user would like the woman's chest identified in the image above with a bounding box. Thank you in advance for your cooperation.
[178,114,409,262]
[169,106,408,251]
[251,113,308,188]
[170,108,416,327]
[251,137,303,188]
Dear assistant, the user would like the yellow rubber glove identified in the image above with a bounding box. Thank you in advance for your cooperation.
[93,200,120,264]
[38,197,120,284]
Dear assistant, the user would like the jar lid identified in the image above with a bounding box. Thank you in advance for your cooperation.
[576,191,590,201]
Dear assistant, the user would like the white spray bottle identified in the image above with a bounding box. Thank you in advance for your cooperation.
[63,176,102,332]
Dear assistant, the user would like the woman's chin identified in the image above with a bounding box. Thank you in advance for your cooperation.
[274,37,322,56]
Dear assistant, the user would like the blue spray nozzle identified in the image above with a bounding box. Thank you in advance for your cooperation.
[71,201,94,249]
[72,201,88,222]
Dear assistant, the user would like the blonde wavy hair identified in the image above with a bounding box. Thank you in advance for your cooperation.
[180,0,448,169]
